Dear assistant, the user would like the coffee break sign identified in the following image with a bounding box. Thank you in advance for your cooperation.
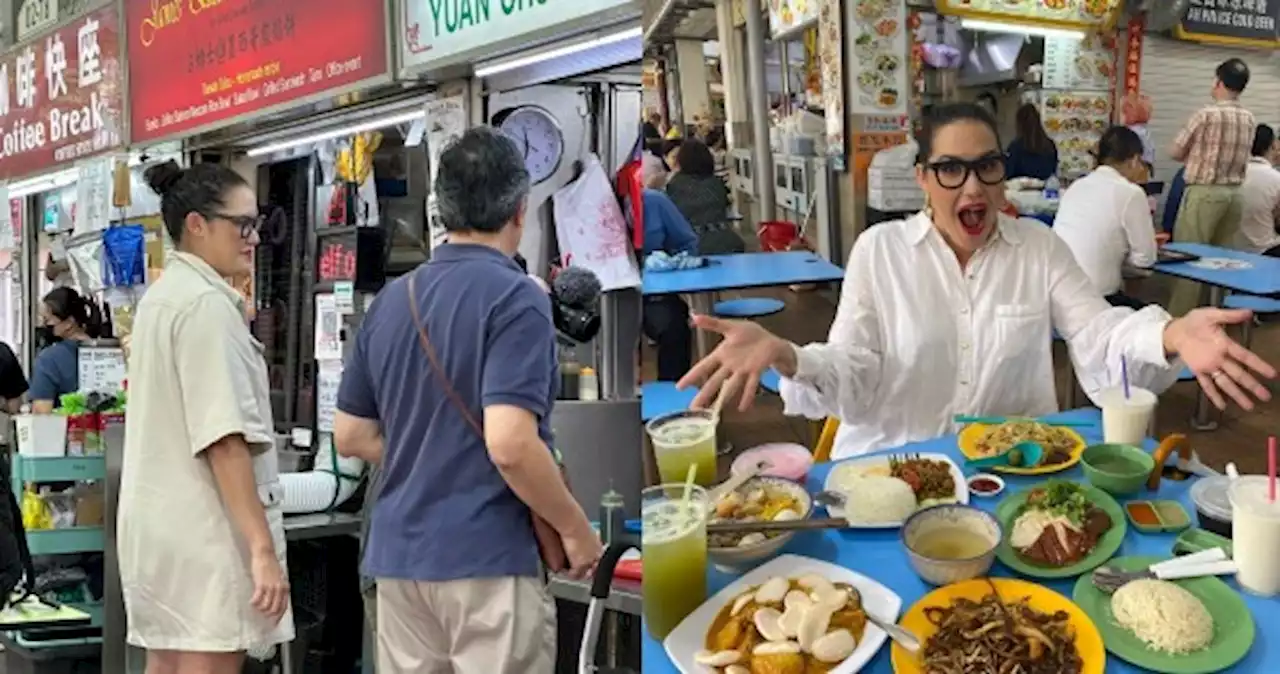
[127,0,390,144]
[0,6,122,182]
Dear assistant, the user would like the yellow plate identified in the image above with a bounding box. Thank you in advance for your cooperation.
[957,423,1086,475]
[891,578,1106,674]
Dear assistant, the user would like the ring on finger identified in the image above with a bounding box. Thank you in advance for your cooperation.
[1211,370,1226,380]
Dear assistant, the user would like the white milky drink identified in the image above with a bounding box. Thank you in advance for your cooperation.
[1230,476,1280,597]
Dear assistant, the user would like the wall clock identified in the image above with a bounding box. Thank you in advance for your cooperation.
[494,105,565,186]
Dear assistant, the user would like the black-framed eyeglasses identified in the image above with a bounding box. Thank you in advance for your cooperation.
[208,212,266,239]
[925,154,1007,189]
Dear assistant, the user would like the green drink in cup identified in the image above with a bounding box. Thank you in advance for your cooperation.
[642,483,709,639]
[647,410,718,487]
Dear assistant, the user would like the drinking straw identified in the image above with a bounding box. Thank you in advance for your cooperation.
[683,462,698,505]
[1268,436,1276,503]
[1121,356,1131,400]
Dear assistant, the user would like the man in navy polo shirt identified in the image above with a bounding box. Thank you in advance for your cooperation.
[333,127,600,673]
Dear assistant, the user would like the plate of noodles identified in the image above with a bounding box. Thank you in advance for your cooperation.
[891,577,1105,674]
[957,420,1087,475]
[1071,556,1254,674]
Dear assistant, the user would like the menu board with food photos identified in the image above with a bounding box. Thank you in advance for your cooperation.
[1040,91,1112,177]
[850,0,908,115]
[939,0,1120,29]
[1043,34,1115,91]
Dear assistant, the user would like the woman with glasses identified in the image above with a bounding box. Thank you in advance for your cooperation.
[118,161,291,674]
[676,103,1275,460]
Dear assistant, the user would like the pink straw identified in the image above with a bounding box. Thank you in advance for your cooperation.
[1269,436,1277,503]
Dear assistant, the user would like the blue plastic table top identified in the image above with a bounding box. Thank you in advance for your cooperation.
[1223,293,1280,313]
[641,407,1276,673]
[641,382,699,422]
[642,251,846,296]
[713,297,787,318]
[1153,243,1280,295]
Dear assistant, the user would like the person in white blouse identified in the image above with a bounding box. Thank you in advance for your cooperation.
[1237,124,1280,257]
[677,103,1275,460]
[1053,126,1159,310]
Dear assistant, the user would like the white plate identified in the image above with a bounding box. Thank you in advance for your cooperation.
[663,554,901,674]
[822,452,970,528]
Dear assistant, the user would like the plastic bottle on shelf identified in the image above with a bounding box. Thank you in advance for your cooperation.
[578,367,599,401]
[1043,174,1061,200]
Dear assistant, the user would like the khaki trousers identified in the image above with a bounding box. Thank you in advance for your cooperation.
[376,577,556,674]
[1168,184,1244,317]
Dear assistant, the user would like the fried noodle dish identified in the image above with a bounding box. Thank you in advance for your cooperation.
[974,421,1077,467]
[921,586,1083,674]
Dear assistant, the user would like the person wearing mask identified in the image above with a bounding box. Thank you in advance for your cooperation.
[1168,58,1256,316]
[674,103,1274,459]
[30,287,104,413]
[1053,126,1159,310]
[117,162,292,674]
[0,342,27,413]
[1237,124,1280,257]
[642,189,700,381]
[665,138,743,254]
[333,127,600,673]
[1005,104,1060,181]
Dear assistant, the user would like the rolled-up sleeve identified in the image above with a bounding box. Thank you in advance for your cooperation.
[174,294,274,456]
[779,235,884,422]
[1048,234,1183,402]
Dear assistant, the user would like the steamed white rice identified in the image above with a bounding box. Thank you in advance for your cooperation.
[831,474,917,524]
[1111,579,1214,654]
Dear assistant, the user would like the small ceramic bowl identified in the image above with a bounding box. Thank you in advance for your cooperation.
[1081,443,1155,496]
[966,473,1006,498]
[901,504,1002,586]
[707,476,813,572]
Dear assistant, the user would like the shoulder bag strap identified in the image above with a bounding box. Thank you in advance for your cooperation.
[406,272,484,438]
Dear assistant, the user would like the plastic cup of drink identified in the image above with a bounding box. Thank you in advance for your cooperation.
[646,410,718,487]
[1099,386,1156,445]
[642,484,709,639]
[1230,476,1280,596]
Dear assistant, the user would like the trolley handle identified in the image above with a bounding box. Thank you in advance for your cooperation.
[590,543,638,600]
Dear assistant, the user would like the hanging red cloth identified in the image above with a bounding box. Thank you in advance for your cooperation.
[616,137,644,250]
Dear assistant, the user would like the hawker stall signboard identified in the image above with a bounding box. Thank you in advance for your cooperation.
[400,0,635,74]
[126,0,390,144]
[1176,0,1279,49]
[936,0,1121,31]
[0,6,123,182]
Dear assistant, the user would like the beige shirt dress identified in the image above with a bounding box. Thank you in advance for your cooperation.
[118,252,295,652]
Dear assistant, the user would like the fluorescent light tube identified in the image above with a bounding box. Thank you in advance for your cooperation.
[246,110,426,158]
[474,26,642,78]
[961,18,1086,40]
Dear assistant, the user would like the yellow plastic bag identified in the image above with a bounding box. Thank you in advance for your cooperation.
[22,486,52,531]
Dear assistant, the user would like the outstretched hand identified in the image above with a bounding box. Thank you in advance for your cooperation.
[1164,308,1276,411]
[677,315,794,412]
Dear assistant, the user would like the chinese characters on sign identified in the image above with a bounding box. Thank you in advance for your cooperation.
[1123,15,1144,96]
[0,6,121,181]
[1180,0,1279,45]
[127,0,388,143]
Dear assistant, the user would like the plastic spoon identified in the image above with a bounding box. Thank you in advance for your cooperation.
[965,441,1044,470]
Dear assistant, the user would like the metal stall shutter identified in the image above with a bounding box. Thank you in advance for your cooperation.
[1142,35,1280,192]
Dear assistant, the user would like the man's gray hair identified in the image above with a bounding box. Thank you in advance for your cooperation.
[434,126,532,234]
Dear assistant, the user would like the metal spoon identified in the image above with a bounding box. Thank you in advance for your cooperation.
[1091,550,1235,594]
[814,490,847,509]
[843,586,921,652]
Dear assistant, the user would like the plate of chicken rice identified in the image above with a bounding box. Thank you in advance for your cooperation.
[994,481,1126,579]
[891,577,1105,674]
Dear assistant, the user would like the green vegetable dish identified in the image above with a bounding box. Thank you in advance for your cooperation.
[1018,481,1091,525]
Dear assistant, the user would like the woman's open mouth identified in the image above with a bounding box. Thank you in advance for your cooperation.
[958,203,988,236]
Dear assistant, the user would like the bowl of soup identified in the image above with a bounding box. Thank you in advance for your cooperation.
[901,504,1002,585]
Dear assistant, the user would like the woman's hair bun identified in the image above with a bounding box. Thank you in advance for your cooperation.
[143,160,184,197]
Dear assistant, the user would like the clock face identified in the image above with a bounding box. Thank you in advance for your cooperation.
[499,106,565,185]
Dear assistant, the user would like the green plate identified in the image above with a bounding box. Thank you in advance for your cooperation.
[1072,556,1255,673]
[994,482,1126,578]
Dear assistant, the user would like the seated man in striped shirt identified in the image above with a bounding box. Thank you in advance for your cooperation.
[1167,58,1256,317]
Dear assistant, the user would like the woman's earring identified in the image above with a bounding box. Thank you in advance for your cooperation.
[923,195,933,219]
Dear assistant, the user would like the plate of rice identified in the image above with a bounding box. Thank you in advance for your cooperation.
[822,453,968,528]
[1071,555,1255,673]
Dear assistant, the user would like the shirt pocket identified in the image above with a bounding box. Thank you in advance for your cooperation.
[991,304,1049,366]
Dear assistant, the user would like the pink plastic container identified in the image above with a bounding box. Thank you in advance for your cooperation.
[731,443,814,482]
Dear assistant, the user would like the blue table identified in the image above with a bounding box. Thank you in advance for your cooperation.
[641,408,1277,673]
[641,251,845,296]
[1154,243,1280,296]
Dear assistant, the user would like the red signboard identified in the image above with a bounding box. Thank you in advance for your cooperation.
[0,6,123,181]
[126,0,389,144]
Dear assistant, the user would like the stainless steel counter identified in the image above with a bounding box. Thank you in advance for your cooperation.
[548,574,642,616]
[283,512,363,541]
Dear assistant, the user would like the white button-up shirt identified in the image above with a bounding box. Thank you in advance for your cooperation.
[1052,166,1158,296]
[1237,157,1280,254]
[779,213,1184,460]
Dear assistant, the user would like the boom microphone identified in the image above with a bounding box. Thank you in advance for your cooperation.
[551,266,603,343]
